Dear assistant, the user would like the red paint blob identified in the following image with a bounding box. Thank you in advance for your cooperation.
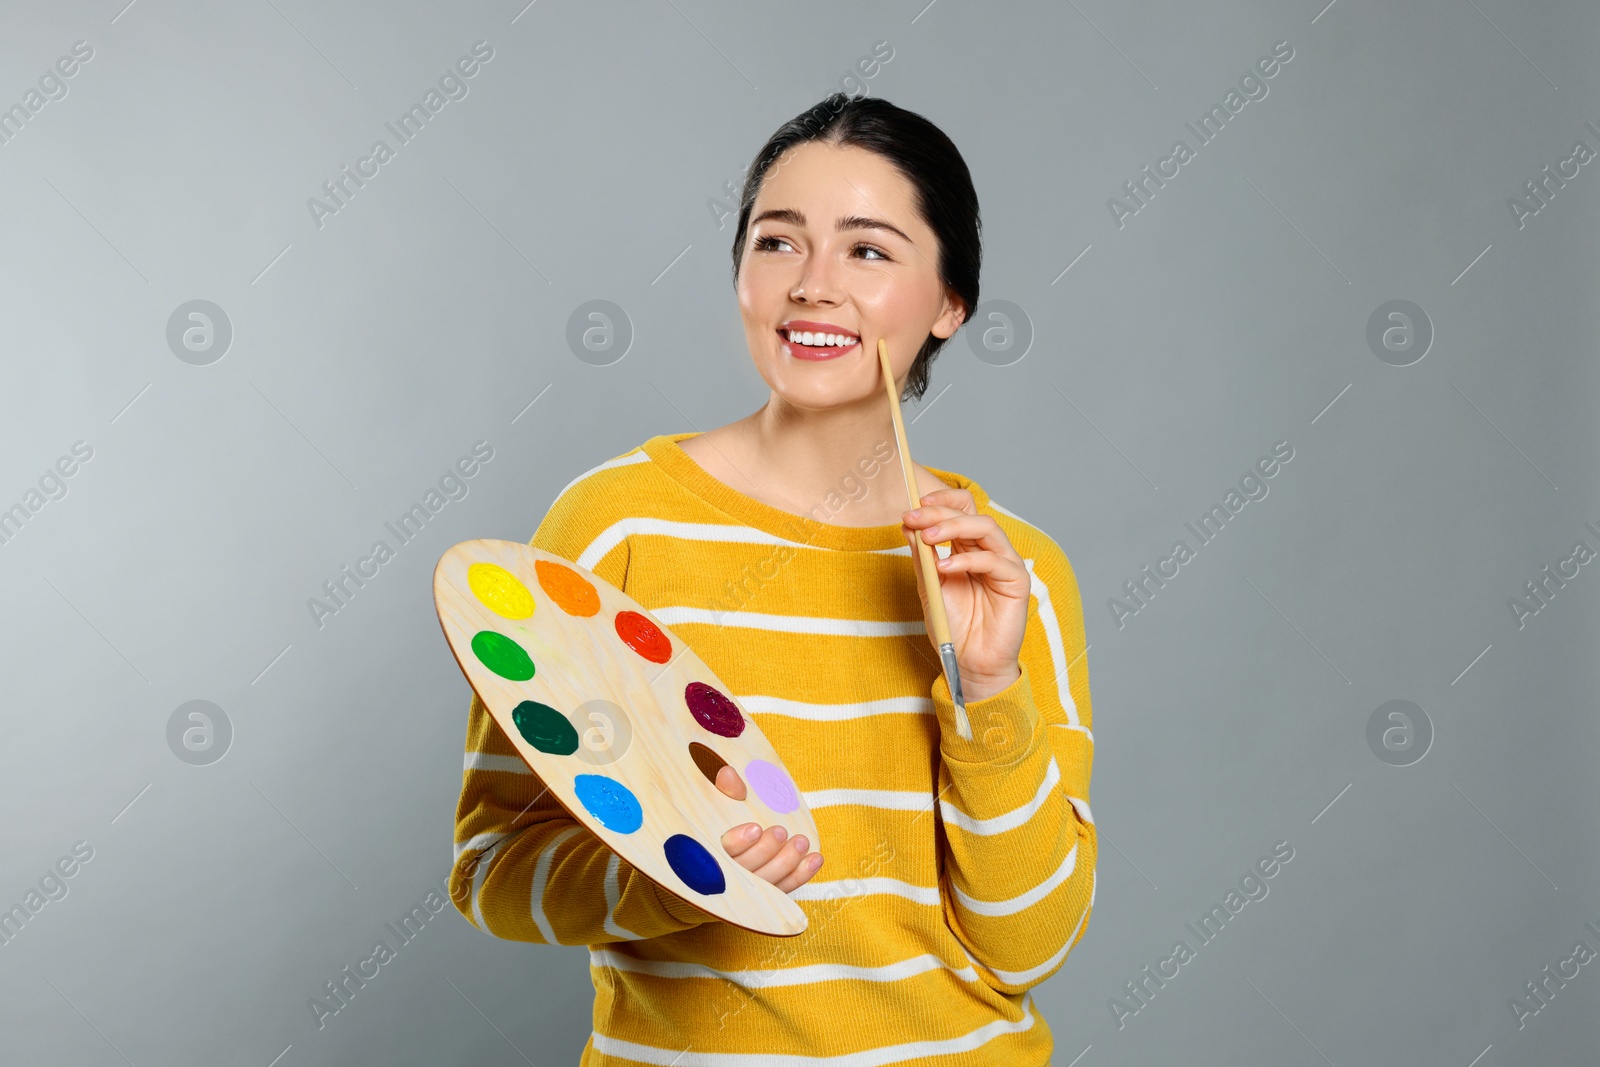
[685,681,744,738]
[615,610,671,663]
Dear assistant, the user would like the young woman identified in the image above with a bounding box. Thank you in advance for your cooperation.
[450,93,1096,1066]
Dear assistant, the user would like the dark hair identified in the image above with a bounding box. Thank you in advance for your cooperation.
[730,93,981,403]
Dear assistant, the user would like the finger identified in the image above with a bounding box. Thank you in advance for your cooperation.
[752,832,812,884]
[774,850,825,892]
[917,513,1021,560]
[934,550,1031,591]
[900,502,967,528]
[723,824,790,868]
[720,822,763,858]
[714,764,747,800]
[915,487,977,514]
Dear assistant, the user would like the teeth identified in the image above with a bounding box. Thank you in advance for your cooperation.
[785,330,855,348]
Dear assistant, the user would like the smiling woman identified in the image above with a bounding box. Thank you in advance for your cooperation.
[450,93,1097,1067]
[729,95,980,406]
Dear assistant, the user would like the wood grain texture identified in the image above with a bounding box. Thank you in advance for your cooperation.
[876,337,952,649]
[434,538,817,936]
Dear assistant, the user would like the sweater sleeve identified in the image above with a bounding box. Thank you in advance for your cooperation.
[930,536,1097,994]
[447,472,716,943]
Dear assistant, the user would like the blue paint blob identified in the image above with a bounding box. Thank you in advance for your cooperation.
[573,774,643,834]
[664,833,725,896]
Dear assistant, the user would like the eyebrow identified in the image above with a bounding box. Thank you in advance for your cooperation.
[749,208,913,245]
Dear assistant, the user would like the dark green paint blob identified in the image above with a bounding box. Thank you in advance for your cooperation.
[472,630,535,681]
[512,700,578,755]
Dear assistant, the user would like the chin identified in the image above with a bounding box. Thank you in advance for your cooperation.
[772,381,872,411]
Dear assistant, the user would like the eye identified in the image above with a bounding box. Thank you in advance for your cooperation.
[752,234,892,261]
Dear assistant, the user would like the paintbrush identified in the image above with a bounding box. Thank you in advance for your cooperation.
[876,337,971,740]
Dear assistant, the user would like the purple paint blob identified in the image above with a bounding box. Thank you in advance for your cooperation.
[684,681,744,738]
[744,759,798,814]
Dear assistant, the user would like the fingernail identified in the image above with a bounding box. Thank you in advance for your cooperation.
[906,508,920,518]
[742,824,759,840]
[792,835,808,852]
[925,524,941,538]
[772,825,787,842]
[808,855,823,870]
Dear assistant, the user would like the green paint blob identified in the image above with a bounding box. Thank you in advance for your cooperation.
[513,700,579,755]
[472,630,535,681]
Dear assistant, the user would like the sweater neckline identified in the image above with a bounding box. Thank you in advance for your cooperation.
[642,431,989,553]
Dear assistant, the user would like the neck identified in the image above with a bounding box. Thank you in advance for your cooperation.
[732,390,910,525]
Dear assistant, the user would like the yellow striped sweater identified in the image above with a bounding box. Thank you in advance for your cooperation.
[448,431,1097,1066]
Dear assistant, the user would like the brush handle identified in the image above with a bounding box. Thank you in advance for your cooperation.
[876,339,954,649]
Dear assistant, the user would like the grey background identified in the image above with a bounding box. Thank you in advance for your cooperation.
[1,0,1595,1064]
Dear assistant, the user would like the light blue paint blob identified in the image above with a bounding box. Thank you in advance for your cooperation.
[573,774,643,834]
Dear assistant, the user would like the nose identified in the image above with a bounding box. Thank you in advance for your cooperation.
[791,250,844,306]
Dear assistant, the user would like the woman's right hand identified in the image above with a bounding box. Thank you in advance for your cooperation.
[714,765,824,893]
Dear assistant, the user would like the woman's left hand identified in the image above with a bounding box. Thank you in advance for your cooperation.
[902,488,1028,703]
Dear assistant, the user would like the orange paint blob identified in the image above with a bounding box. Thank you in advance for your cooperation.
[535,559,600,617]
[615,610,671,663]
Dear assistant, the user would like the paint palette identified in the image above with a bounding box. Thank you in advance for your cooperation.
[433,538,818,936]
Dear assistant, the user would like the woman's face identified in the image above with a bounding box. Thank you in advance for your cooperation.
[735,140,965,412]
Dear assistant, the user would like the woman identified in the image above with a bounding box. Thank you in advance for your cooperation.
[449,92,1097,1065]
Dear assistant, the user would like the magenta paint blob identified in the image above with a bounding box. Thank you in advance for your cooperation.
[684,681,744,738]
[744,759,798,813]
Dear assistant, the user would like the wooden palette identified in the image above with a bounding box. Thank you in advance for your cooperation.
[433,538,818,936]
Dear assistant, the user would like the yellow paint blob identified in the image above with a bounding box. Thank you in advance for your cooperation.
[468,562,536,619]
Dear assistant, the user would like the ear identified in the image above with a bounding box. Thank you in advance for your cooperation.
[931,289,967,340]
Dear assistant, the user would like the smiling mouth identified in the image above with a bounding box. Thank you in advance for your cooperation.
[778,328,860,360]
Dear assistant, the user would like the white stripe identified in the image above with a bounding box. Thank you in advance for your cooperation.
[737,693,933,720]
[789,876,941,906]
[464,751,531,774]
[653,606,925,637]
[573,515,952,572]
[529,825,586,944]
[1052,721,1094,741]
[803,781,1092,830]
[469,835,510,932]
[575,517,794,571]
[553,448,650,503]
[951,841,1077,918]
[601,851,645,941]
[985,866,1096,986]
[1024,557,1079,726]
[940,757,1061,836]
[591,995,1035,1065]
[590,947,980,988]
[575,522,629,573]
[804,788,933,812]
[453,830,504,862]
